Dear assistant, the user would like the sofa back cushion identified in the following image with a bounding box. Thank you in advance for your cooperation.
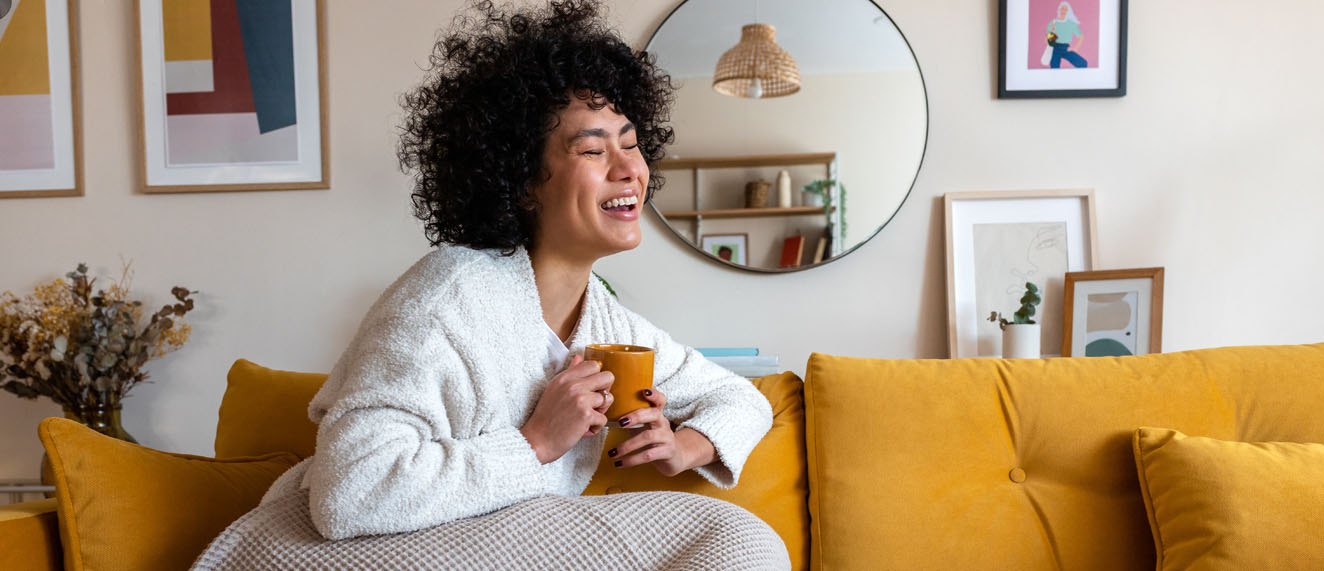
[215,359,326,459]
[803,343,1324,571]
[583,371,811,570]
[38,418,298,571]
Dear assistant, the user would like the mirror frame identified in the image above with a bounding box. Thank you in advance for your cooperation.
[645,0,930,273]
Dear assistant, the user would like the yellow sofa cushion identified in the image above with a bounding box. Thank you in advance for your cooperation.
[583,372,810,571]
[1134,427,1324,569]
[804,344,1324,571]
[0,498,61,571]
[38,417,298,571]
[215,358,326,459]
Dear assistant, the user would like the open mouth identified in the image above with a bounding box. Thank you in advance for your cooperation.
[600,195,639,212]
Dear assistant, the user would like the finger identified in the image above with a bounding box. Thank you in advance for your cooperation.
[616,405,666,429]
[614,442,675,469]
[594,389,614,414]
[640,388,667,409]
[608,426,669,459]
[587,411,607,436]
[578,370,615,392]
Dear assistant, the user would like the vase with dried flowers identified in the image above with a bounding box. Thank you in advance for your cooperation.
[1,263,196,450]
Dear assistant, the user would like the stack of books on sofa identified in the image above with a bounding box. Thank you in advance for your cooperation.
[696,348,779,378]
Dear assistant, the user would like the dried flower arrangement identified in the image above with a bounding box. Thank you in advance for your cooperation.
[1,263,195,410]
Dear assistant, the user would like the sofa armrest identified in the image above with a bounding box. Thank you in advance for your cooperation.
[0,498,62,571]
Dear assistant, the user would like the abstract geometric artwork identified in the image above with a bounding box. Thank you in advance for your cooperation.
[0,0,81,197]
[137,0,326,192]
[1085,291,1137,356]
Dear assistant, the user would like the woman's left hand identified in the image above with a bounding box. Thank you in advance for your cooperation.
[608,388,717,477]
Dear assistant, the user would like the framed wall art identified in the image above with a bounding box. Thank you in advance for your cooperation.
[0,0,82,198]
[1062,267,1163,357]
[998,0,1128,98]
[945,189,1098,358]
[700,233,749,266]
[135,0,328,193]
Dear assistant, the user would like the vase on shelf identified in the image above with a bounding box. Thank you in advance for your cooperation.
[744,180,770,208]
[41,401,137,489]
[775,170,792,207]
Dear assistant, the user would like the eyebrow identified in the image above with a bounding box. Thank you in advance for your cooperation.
[568,122,636,144]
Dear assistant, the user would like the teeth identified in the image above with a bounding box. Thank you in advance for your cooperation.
[601,196,638,209]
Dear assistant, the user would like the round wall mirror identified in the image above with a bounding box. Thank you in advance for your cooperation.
[646,0,928,272]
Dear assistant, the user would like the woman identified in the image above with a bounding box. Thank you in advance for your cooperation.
[193,1,786,569]
[1047,1,1088,69]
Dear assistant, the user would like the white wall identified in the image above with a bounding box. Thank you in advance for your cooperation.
[2,0,1322,479]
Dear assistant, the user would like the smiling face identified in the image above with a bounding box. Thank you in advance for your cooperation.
[530,94,649,263]
[1058,4,1069,18]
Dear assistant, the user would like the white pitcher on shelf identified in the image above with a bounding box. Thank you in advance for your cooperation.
[775,170,792,207]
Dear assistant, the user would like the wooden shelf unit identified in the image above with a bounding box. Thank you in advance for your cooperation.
[654,152,843,258]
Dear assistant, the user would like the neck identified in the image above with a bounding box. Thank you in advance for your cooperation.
[529,246,594,343]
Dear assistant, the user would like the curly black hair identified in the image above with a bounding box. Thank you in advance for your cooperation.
[398,0,675,253]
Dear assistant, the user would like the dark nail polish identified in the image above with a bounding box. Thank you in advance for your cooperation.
[643,389,653,397]
[614,460,622,467]
[619,418,630,427]
[608,448,618,458]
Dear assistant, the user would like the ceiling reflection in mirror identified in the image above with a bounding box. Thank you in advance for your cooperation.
[646,0,928,272]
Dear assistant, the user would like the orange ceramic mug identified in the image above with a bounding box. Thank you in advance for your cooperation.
[584,344,654,423]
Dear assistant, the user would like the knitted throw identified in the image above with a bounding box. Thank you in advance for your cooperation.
[192,489,791,570]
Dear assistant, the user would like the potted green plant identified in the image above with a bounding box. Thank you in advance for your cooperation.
[801,178,847,238]
[988,282,1042,359]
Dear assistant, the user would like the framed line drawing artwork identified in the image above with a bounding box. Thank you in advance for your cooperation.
[700,233,749,266]
[1062,267,1163,357]
[0,0,82,198]
[945,189,1098,358]
[998,0,1128,98]
[135,0,328,193]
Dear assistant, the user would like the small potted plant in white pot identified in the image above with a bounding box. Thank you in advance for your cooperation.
[988,282,1042,359]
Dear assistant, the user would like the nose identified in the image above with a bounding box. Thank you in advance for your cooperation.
[608,146,647,185]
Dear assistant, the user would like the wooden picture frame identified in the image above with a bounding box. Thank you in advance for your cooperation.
[1062,267,1164,357]
[134,0,329,193]
[945,189,1098,358]
[700,233,749,266]
[0,0,83,198]
[998,0,1128,98]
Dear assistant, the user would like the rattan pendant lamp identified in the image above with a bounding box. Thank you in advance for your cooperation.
[712,20,800,99]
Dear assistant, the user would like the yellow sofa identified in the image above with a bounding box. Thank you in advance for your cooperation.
[3,343,1322,570]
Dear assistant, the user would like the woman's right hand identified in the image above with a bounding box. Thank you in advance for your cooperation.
[520,354,615,464]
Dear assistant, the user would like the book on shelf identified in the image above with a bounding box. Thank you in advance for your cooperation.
[812,235,828,264]
[696,347,759,357]
[779,235,805,269]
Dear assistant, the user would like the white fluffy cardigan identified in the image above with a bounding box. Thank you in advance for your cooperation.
[262,246,773,540]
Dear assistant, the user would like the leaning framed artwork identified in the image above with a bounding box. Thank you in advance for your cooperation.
[134,0,328,193]
[0,0,82,198]
[1062,267,1163,357]
[945,189,1098,358]
[700,233,749,266]
[998,0,1128,98]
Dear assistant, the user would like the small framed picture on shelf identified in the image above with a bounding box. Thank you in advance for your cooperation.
[700,233,748,265]
[1,0,83,198]
[1062,267,1163,357]
[134,0,329,193]
[945,189,1098,358]
[998,0,1128,98]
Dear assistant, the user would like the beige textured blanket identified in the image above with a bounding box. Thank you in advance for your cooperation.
[191,489,790,570]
